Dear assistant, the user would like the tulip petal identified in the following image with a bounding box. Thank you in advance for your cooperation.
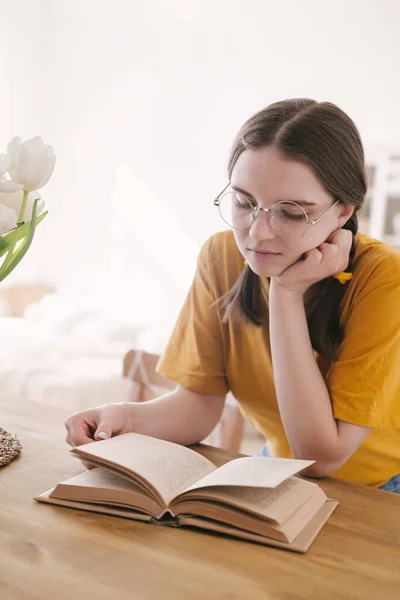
[36,148,56,189]
[13,143,42,190]
[0,190,24,211]
[6,137,22,179]
[0,180,24,193]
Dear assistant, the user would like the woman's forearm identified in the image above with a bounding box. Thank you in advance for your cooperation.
[269,280,340,462]
[132,386,226,446]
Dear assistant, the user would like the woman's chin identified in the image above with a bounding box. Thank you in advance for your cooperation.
[248,262,286,278]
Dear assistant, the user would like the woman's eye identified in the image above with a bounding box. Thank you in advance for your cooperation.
[234,196,253,210]
[281,210,305,221]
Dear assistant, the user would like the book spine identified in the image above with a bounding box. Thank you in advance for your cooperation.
[151,514,180,528]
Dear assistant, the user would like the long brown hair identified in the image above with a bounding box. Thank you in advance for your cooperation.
[221,98,367,362]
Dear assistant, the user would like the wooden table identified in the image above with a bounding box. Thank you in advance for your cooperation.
[1,396,400,600]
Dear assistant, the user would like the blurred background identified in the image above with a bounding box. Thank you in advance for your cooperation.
[0,0,399,445]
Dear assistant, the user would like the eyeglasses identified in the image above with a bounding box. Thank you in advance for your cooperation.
[214,184,340,239]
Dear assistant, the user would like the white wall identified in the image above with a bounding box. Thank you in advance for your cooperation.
[0,0,53,142]
[1,0,400,328]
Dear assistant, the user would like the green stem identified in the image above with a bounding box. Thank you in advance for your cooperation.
[18,189,29,224]
[1,189,29,272]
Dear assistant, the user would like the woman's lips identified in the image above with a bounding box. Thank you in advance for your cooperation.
[249,249,281,259]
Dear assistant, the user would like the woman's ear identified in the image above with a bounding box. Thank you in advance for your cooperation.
[337,202,354,228]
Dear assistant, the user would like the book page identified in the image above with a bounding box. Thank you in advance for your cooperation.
[49,468,164,518]
[173,486,326,543]
[71,433,216,506]
[178,500,338,553]
[183,456,314,493]
[174,477,317,524]
[35,490,153,523]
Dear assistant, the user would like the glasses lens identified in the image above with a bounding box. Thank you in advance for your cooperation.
[271,202,308,238]
[218,192,254,229]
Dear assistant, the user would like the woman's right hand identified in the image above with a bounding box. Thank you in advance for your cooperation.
[65,402,136,448]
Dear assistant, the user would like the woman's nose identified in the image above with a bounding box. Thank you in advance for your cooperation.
[248,208,276,241]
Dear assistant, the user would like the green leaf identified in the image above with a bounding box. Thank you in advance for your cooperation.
[0,210,47,259]
[0,201,40,282]
[0,237,9,254]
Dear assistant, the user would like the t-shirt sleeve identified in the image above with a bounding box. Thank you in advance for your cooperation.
[156,236,229,396]
[328,271,400,428]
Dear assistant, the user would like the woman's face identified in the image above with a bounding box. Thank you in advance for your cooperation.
[230,146,354,277]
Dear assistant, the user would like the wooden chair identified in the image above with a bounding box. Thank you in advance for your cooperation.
[122,349,245,452]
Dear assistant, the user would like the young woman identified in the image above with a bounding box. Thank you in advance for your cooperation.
[65,99,400,493]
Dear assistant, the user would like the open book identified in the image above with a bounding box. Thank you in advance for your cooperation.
[35,433,337,553]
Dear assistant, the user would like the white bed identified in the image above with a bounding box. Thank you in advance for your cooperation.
[0,291,173,413]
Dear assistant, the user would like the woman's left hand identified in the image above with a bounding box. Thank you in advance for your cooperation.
[273,228,353,295]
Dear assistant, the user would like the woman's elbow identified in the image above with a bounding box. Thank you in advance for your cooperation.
[293,444,346,479]
[301,456,346,478]
[302,462,332,478]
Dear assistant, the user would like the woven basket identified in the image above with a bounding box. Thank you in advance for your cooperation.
[0,428,22,467]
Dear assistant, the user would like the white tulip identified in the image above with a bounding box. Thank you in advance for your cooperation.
[7,136,56,192]
[0,204,18,235]
[0,135,55,284]
[0,190,45,222]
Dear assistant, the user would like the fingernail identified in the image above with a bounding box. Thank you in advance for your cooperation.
[97,432,109,440]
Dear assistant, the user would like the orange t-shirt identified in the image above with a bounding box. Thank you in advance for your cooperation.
[158,230,400,488]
